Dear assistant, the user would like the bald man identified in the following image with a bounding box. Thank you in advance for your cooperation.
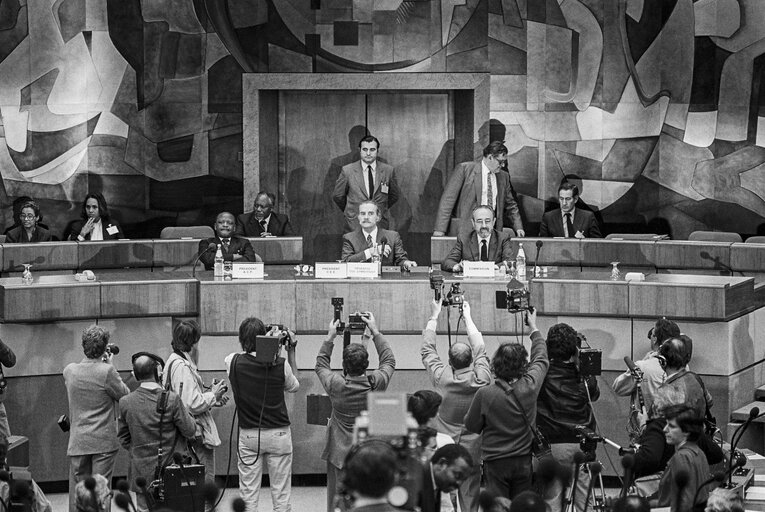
[421,299,490,512]
[198,211,258,270]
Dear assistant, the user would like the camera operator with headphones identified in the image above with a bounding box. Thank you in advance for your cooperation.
[225,318,299,512]
[117,352,196,512]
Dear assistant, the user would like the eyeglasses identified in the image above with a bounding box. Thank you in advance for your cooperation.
[19,214,36,220]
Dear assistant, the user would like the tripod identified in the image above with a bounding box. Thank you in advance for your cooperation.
[565,451,607,512]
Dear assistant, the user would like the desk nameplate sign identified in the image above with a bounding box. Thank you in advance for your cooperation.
[233,263,264,279]
[315,263,348,279]
[347,262,379,279]
[463,261,496,278]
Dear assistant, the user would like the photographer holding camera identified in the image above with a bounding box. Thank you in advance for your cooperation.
[225,318,300,512]
[464,308,548,501]
[118,352,196,512]
[315,311,396,512]
[536,323,600,512]
[63,324,130,512]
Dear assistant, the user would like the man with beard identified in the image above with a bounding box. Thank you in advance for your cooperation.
[441,205,514,272]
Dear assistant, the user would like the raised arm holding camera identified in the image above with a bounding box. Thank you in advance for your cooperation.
[421,298,490,512]
[464,308,549,501]
[315,311,396,512]
[224,318,300,512]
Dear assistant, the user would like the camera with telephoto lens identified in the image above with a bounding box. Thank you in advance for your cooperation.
[429,273,445,301]
[575,425,602,456]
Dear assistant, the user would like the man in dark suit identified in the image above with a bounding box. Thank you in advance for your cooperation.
[198,212,258,270]
[442,205,514,273]
[418,444,473,512]
[539,182,602,238]
[333,135,400,233]
[235,191,295,237]
[341,200,417,270]
[434,141,524,237]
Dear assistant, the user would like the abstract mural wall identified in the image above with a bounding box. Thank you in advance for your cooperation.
[0,0,763,245]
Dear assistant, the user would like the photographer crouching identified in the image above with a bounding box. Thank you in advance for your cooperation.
[225,319,300,512]
[536,324,600,512]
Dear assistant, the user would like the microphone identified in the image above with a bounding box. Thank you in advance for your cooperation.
[728,406,760,486]
[674,469,689,511]
[567,451,586,512]
[582,462,601,512]
[232,497,247,512]
[115,479,136,512]
[136,476,155,512]
[532,240,543,278]
[114,492,131,511]
[692,471,725,508]
[192,242,217,277]
[85,477,100,512]
[619,454,635,498]
[699,250,742,276]
[202,481,220,511]
[379,237,388,262]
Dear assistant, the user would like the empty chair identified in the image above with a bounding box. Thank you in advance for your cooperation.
[745,236,765,244]
[688,230,742,243]
[159,226,214,239]
[605,233,665,240]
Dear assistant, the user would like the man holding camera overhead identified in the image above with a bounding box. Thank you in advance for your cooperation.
[315,312,396,512]
[421,298,490,512]
[536,324,600,512]
[441,205,514,273]
[63,324,130,512]
[225,318,299,512]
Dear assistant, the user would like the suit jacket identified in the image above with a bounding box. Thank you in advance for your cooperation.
[63,358,130,456]
[539,208,601,238]
[435,161,522,235]
[441,229,514,272]
[333,160,399,232]
[417,462,440,512]
[198,236,258,270]
[341,228,410,266]
[66,219,124,241]
[235,211,295,237]
[117,386,196,492]
[4,225,52,243]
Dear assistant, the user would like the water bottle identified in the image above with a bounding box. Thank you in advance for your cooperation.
[22,264,32,285]
[516,243,526,280]
[213,244,224,277]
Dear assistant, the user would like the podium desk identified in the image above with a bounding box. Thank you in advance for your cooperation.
[99,271,197,318]
[246,236,303,264]
[1,242,77,273]
[0,274,99,322]
[580,239,655,268]
[78,240,154,270]
[654,240,732,271]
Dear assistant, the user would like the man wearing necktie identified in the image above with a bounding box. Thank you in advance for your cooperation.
[235,191,296,237]
[441,205,514,273]
[417,444,473,512]
[333,135,400,233]
[539,182,602,238]
[198,212,259,270]
[340,201,417,270]
[434,141,525,237]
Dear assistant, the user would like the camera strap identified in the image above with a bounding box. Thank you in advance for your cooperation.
[495,380,547,453]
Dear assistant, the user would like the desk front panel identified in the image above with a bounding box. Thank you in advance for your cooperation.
[2,242,77,272]
[78,240,155,269]
[0,276,100,322]
[654,240,731,271]
[100,272,197,317]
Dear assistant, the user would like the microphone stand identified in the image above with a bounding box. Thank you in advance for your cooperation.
[191,244,216,277]
[532,240,543,279]
[728,409,762,486]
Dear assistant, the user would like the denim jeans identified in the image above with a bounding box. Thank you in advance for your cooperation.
[238,426,293,512]
[483,454,533,500]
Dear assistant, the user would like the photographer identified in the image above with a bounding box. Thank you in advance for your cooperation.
[63,324,130,512]
[225,318,300,512]
[163,319,228,485]
[421,298,490,512]
[118,353,196,512]
[0,337,16,438]
[315,311,395,512]
[536,323,599,512]
[464,308,548,500]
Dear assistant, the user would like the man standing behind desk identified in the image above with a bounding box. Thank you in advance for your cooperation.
[421,299,490,512]
[315,312,396,511]
[333,135,399,233]
[434,141,524,237]
[235,191,295,237]
[64,325,130,512]
[539,182,601,238]
[198,211,258,270]
[341,200,417,270]
[442,205,514,272]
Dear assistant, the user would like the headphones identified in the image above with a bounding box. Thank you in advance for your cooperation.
[131,351,165,382]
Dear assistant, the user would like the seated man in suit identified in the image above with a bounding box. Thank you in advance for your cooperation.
[198,212,258,270]
[418,444,473,512]
[539,182,602,238]
[442,205,514,273]
[341,200,417,270]
[235,191,295,237]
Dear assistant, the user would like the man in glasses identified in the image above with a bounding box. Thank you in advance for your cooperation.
[434,141,525,237]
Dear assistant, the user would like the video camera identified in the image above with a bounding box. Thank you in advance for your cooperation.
[331,298,369,334]
[576,332,602,377]
[495,278,531,312]
[575,425,603,456]
[429,274,464,309]
[266,324,294,346]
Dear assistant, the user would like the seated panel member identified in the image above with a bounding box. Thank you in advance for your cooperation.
[539,182,601,238]
[5,200,52,243]
[198,212,258,270]
[341,200,417,270]
[66,193,124,241]
[441,205,514,273]
[235,191,295,237]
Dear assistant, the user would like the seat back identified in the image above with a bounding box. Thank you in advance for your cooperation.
[160,226,214,239]
[745,236,765,244]
[605,233,663,240]
[688,230,742,243]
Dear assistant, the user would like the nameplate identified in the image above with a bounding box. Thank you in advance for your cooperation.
[347,262,379,278]
[463,261,496,278]
[232,263,264,279]
[315,262,348,279]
